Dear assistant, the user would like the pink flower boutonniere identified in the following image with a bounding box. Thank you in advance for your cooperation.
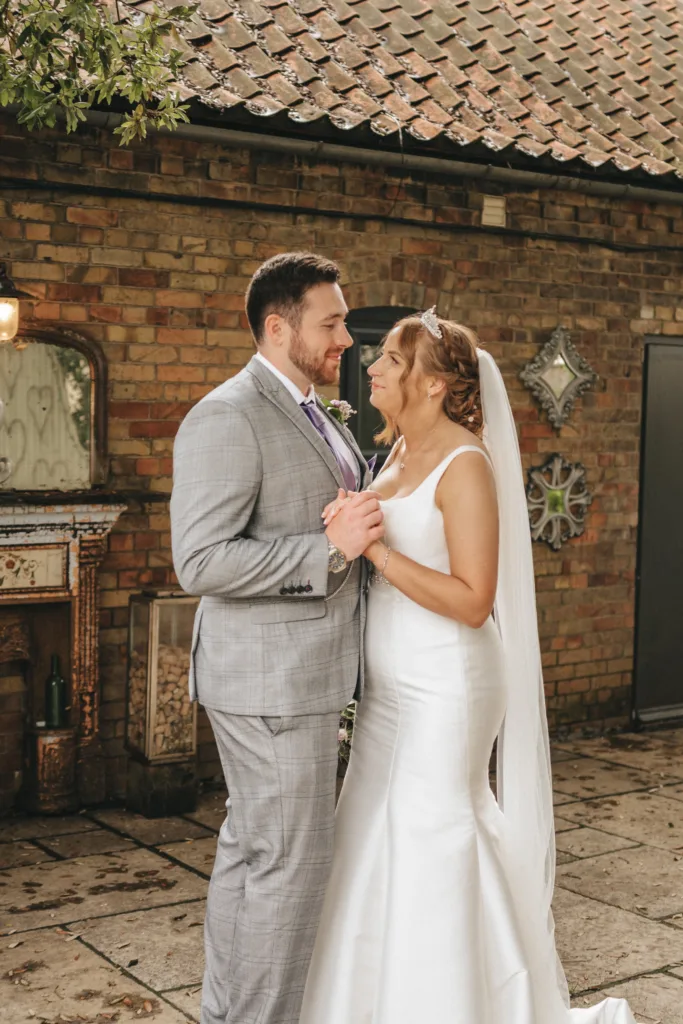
[321,397,356,426]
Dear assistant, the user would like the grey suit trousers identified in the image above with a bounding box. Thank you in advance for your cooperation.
[202,708,340,1024]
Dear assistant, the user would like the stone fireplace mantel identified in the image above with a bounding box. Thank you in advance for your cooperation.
[0,501,126,807]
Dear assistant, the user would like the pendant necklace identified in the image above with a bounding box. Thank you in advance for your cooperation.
[399,422,440,471]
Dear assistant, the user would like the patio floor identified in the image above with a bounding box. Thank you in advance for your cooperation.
[2,729,683,1024]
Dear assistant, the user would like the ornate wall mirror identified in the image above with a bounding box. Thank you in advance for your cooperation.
[519,326,597,430]
[0,328,107,491]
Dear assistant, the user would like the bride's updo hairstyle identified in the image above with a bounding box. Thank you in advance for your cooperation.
[375,313,484,445]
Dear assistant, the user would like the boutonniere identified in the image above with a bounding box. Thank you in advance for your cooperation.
[320,397,356,426]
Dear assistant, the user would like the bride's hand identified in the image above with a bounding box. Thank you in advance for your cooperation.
[322,489,353,526]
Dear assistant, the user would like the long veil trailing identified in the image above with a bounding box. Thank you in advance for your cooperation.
[478,350,636,1024]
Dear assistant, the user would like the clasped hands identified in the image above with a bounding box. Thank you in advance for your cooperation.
[323,488,385,562]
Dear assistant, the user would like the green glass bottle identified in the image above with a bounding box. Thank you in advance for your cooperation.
[45,654,67,729]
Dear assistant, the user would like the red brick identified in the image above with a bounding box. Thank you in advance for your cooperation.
[129,420,181,438]
[66,207,118,227]
[119,269,170,288]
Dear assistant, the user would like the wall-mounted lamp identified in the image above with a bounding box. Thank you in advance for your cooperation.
[0,263,31,342]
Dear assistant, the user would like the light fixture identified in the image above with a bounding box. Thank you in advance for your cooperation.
[0,263,31,342]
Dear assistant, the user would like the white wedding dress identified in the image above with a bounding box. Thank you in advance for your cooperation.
[300,446,635,1024]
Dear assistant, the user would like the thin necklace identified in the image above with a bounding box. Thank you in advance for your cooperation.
[399,421,442,471]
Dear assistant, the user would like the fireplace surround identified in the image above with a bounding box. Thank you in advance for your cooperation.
[0,499,124,811]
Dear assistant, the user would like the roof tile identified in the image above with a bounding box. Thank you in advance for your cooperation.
[440,36,479,68]
[345,15,389,46]
[423,73,465,110]
[394,72,431,103]
[354,0,393,29]
[182,60,220,91]
[200,38,241,72]
[407,32,447,61]
[235,0,272,27]
[436,57,469,88]
[306,78,345,109]
[271,5,309,34]
[241,44,280,76]
[212,14,256,49]
[418,11,457,43]
[222,66,264,97]
[325,0,357,21]
[197,0,233,22]
[296,31,329,62]
[282,50,320,85]
[310,10,347,41]
[172,0,683,183]
[370,47,406,77]
[416,96,453,124]
[333,37,372,69]
[320,59,358,92]
[355,62,396,97]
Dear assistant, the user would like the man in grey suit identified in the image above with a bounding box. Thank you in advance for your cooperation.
[171,252,383,1024]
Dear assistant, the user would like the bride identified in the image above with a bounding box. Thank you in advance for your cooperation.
[299,310,635,1024]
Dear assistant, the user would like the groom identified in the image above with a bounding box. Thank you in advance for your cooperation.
[170,252,383,1024]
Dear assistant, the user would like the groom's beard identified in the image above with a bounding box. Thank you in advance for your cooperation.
[289,330,341,387]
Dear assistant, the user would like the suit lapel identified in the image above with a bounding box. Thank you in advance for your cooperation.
[315,397,370,489]
[246,357,345,489]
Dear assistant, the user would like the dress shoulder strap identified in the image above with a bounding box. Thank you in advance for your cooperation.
[431,444,493,487]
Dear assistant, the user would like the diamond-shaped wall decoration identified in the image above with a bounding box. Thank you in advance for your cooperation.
[519,326,598,430]
[526,453,592,551]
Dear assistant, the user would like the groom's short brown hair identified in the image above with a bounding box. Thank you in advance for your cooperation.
[246,252,341,345]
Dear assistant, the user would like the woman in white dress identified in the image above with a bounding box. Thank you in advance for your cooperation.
[299,310,635,1024]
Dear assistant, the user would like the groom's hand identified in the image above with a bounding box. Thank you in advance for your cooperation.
[325,491,384,561]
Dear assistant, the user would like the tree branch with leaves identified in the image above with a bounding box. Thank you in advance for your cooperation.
[0,0,197,144]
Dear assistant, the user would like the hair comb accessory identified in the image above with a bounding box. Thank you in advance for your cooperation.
[420,306,442,340]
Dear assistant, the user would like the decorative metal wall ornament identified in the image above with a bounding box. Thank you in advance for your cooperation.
[526,453,593,551]
[519,326,598,430]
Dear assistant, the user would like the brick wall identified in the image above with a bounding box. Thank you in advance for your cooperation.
[2,113,681,798]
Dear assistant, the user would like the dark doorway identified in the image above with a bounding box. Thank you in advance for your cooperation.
[633,337,683,724]
[341,306,415,468]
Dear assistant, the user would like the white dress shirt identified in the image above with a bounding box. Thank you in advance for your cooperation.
[254,352,359,488]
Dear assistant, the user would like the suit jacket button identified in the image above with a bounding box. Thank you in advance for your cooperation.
[287,586,296,595]
[296,585,305,594]
[304,584,313,593]
[279,587,288,595]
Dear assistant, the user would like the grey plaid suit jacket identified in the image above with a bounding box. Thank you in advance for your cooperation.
[170,355,372,716]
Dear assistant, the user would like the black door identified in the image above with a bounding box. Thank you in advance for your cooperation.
[633,337,683,723]
[341,306,415,468]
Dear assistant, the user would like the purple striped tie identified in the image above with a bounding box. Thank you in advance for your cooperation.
[301,401,357,492]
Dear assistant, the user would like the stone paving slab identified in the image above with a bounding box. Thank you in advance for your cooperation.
[39,828,138,859]
[0,841,55,871]
[555,816,582,833]
[72,902,206,990]
[554,729,683,777]
[0,815,99,842]
[0,848,207,931]
[557,791,683,853]
[181,791,226,833]
[602,973,683,1024]
[552,757,672,800]
[553,887,683,992]
[160,985,201,1023]
[555,826,640,861]
[557,845,683,920]
[0,928,194,1023]
[159,837,217,877]
[90,809,215,846]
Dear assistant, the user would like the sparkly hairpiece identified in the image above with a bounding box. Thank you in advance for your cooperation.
[420,306,442,339]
